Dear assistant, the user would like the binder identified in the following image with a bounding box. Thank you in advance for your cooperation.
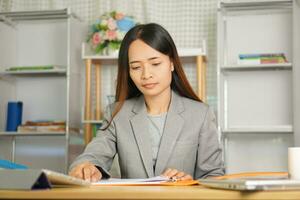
[0,169,90,190]
[0,170,51,190]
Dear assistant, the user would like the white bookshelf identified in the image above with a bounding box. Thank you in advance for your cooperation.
[293,0,300,146]
[217,0,294,173]
[0,9,85,173]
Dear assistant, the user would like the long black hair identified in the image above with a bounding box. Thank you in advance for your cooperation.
[103,23,201,129]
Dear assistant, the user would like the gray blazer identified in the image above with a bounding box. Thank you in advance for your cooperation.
[70,91,224,179]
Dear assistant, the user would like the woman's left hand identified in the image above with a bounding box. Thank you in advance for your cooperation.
[161,168,193,181]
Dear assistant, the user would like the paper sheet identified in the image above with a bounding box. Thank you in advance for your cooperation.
[93,176,170,185]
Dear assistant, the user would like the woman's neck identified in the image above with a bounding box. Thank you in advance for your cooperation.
[144,88,171,115]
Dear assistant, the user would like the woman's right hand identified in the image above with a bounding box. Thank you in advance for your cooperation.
[69,161,102,182]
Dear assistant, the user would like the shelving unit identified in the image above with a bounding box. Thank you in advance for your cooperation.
[217,0,294,173]
[81,42,207,144]
[293,0,300,146]
[0,9,85,173]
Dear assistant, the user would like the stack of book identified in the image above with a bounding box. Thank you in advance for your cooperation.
[17,121,66,133]
[238,53,288,65]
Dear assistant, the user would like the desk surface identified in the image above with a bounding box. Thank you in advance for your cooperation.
[1,185,300,200]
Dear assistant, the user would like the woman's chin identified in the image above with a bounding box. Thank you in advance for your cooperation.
[141,87,171,98]
[140,88,160,97]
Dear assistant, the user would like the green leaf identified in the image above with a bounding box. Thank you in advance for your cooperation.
[108,41,121,50]
[95,43,107,54]
[110,11,116,18]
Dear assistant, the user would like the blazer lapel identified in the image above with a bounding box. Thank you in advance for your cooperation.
[129,96,154,177]
[155,91,185,175]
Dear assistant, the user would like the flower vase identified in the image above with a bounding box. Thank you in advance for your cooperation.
[104,47,119,56]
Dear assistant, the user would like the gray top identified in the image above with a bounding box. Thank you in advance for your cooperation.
[69,91,225,179]
[147,112,167,167]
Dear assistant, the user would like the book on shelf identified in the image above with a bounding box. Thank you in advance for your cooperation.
[238,53,288,65]
[17,120,66,133]
[92,123,102,137]
[4,65,66,72]
[24,120,65,126]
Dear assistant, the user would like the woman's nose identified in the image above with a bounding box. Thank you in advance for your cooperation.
[141,65,152,79]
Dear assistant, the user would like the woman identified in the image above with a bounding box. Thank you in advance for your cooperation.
[69,23,224,182]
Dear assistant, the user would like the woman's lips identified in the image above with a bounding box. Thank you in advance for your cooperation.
[142,83,157,89]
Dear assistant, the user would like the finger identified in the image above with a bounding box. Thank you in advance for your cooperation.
[69,167,77,176]
[91,168,102,182]
[69,162,88,177]
[175,171,185,179]
[69,168,83,179]
[165,169,179,178]
[73,171,84,180]
[83,167,92,181]
[91,173,101,182]
[161,168,172,177]
[180,174,193,181]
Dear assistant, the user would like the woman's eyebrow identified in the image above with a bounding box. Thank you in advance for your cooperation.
[148,57,160,61]
[129,57,160,64]
[129,60,140,64]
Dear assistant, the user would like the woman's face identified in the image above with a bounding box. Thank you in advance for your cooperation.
[128,39,174,98]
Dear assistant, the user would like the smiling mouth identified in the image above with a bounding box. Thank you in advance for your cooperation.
[142,83,157,89]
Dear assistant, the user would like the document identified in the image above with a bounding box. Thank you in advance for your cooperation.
[93,176,199,186]
[93,176,169,185]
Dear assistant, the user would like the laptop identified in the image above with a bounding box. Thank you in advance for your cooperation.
[199,178,300,191]
[199,172,300,191]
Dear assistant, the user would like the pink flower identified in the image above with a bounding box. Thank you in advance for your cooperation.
[115,12,125,20]
[107,18,117,30]
[105,30,117,41]
[92,32,101,45]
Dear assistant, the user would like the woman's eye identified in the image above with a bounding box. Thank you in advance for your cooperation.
[152,63,161,66]
[131,66,141,70]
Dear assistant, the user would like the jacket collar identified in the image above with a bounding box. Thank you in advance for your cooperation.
[131,90,184,115]
[129,90,185,177]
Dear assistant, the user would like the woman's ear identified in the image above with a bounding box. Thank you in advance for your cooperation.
[171,62,174,71]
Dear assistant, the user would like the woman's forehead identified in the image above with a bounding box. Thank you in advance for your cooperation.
[128,39,167,61]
